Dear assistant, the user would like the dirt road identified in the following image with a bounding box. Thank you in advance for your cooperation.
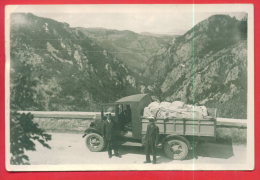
[25,132,246,167]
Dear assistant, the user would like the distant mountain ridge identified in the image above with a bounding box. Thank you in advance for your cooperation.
[77,27,175,74]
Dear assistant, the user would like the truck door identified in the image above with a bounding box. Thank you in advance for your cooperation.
[117,104,133,137]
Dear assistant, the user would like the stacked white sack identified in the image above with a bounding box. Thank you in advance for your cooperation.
[171,101,185,109]
[143,101,208,120]
[143,102,160,117]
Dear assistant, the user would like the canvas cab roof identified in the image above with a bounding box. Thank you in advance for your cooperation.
[116,94,150,103]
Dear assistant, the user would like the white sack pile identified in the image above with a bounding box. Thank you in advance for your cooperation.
[143,101,209,120]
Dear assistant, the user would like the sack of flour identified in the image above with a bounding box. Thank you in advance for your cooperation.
[171,101,185,109]
[159,102,172,109]
[157,108,169,118]
[148,101,160,109]
[143,107,153,117]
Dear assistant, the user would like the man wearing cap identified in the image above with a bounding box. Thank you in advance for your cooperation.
[144,116,159,164]
[102,113,121,158]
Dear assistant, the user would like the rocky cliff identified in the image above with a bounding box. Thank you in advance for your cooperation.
[143,15,247,118]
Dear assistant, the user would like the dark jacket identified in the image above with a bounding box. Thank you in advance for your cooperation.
[102,119,116,141]
[145,123,159,146]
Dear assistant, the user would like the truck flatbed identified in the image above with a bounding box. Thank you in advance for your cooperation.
[141,117,216,137]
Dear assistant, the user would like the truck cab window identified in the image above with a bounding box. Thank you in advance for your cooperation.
[124,104,132,124]
[123,104,132,131]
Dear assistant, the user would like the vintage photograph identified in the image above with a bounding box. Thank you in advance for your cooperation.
[5,4,254,171]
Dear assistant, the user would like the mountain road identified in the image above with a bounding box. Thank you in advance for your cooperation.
[25,132,247,167]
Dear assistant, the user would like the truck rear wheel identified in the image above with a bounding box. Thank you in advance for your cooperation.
[85,133,105,152]
[164,139,189,160]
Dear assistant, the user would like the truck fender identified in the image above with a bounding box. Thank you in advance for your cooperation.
[82,128,101,138]
[162,135,192,150]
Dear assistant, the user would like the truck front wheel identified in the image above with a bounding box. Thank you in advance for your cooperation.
[163,139,189,160]
[85,133,105,152]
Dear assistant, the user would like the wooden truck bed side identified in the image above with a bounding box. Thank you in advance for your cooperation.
[141,117,216,137]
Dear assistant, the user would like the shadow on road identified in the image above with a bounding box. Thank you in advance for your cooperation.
[118,138,234,163]
[119,145,143,155]
[118,145,176,164]
[191,139,234,159]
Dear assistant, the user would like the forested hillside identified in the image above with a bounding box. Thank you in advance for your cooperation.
[10,13,138,111]
[10,13,248,118]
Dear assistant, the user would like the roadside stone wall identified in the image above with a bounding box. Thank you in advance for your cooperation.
[33,117,93,133]
[24,111,247,144]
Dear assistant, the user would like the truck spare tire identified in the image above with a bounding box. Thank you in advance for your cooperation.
[163,139,189,160]
[85,133,106,152]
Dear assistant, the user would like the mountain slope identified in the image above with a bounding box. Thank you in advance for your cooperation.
[143,15,247,118]
[10,13,248,118]
[77,27,175,74]
[10,13,139,111]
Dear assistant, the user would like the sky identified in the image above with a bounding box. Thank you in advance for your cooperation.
[7,4,249,35]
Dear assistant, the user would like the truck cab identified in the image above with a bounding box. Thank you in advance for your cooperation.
[82,94,152,151]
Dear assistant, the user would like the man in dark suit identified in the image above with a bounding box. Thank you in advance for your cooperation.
[102,113,120,158]
[144,116,159,164]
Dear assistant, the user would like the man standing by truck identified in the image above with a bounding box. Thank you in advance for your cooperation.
[102,113,121,158]
[144,116,159,164]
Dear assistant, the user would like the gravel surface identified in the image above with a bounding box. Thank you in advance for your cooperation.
[26,132,247,166]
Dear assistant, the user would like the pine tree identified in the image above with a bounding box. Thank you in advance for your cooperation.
[10,61,51,165]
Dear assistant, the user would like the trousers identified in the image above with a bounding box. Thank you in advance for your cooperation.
[145,142,157,163]
[107,140,119,156]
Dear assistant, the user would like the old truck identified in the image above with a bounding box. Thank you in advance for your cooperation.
[83,94,217,160]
